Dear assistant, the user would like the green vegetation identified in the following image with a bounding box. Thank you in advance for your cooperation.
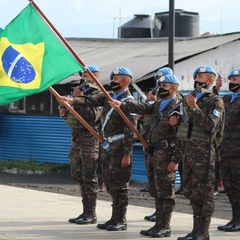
[0,160,70,173]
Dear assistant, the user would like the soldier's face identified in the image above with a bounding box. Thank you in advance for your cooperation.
[82,72,96,84]
[195,73,215,88]
[159,83,172,90]
[229,76,240,84]
[195,73,208,82]
[82,72,90,80]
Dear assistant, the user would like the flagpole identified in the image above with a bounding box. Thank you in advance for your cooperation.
[30,0,151,153]
[49,87,104,143]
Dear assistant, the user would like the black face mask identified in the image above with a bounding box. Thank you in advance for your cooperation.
[110,81,122,92]
[229,82,240,92]
[158,87,170,99]
[194,81,206,89]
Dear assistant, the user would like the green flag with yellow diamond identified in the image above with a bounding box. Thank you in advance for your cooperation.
[0,4,84,106]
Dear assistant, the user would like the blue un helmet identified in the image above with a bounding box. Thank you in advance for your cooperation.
[154,67,173,80]
[79,65,100,77]
[158,74,179,85]
[110,67,132,80]
[228,68,240,79]
[193,65,216,80]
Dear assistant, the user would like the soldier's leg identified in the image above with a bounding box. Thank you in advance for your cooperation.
[148,193,175,237]
[222,156,240,232]
[148,150,175,238]
[97,201,119,229]
[106,175,130,231]
[191,150,215,240]
[75,133,99,224]
[106,187,129,231]
[217,157,235,230]
[68,141,86,223]
[178,143,214,240]
[140,154,157,234]
[97,149,116,229]
[177,154,199,240]
[106,142,131,231]
[144,154,156,221]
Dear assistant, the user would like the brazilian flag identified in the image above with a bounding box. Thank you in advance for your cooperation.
[0,4,84,106]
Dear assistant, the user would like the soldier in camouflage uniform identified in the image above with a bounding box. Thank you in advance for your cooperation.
[142,67,174,223]
[110,74,182,238]
[59,65,102,225]
[217,68,240,232]
[60,67,137,231]
[175,66,225,240]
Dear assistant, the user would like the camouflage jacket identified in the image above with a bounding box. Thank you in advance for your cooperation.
[177,90,224,147]
[221,94,240,156]
[120,94,182,147]
[65,87,102,129]
[73,89,137,155]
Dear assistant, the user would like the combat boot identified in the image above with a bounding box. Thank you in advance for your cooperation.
[217,204,237,230]
[107,204,127,231]
[140,224,157,236]
[192,217,211,240]
[144,211,156,221]
[75,214,97,224]
[224,222,240,231]
[106,221,127,231]
[224,206,240,232]
[68,213,85,223]
[97,204,118,229]
[177,216,210,240]
[217,219,234,231]
[148,212,172,238]
[148,224,171,238]
[68,199,88,223]
[75,199,97,224]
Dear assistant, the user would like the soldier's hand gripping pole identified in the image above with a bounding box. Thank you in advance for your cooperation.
[49,87,110,152]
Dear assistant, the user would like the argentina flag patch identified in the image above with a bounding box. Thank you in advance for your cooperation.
[213,109,220,118]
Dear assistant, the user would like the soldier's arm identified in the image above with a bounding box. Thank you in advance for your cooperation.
[190,97,224,132]
[109,99,155,115]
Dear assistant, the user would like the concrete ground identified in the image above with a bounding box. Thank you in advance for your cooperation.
[0,184,238,240]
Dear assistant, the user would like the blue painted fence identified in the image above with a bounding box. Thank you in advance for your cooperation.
[0,113,180,185]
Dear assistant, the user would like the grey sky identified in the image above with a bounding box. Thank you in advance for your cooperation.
[1,0,239,38]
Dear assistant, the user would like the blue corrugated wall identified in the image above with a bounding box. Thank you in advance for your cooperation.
[0,113,180,185]
[0,114,71,164]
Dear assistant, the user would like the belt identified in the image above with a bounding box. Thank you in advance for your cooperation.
[224,132,240,140]
[105,134,124,143]
[151,140,169,150]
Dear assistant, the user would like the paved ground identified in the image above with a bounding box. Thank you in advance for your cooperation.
[0,184,238,240]
[0,171,231,220]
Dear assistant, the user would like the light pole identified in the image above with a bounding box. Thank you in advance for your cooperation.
[168,0,175,71]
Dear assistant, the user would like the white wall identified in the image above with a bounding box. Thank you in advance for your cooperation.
[174,41,240,91]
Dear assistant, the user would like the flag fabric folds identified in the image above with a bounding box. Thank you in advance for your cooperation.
[0,4,84,106]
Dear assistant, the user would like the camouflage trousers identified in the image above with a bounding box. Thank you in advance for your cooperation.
[69,129,99,201]
[146,148,176,212]
[220,156,240,207]
[182,140,215,218]
[102,140,131,208]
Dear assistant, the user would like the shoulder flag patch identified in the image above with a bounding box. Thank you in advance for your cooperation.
[213,109,220,118]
